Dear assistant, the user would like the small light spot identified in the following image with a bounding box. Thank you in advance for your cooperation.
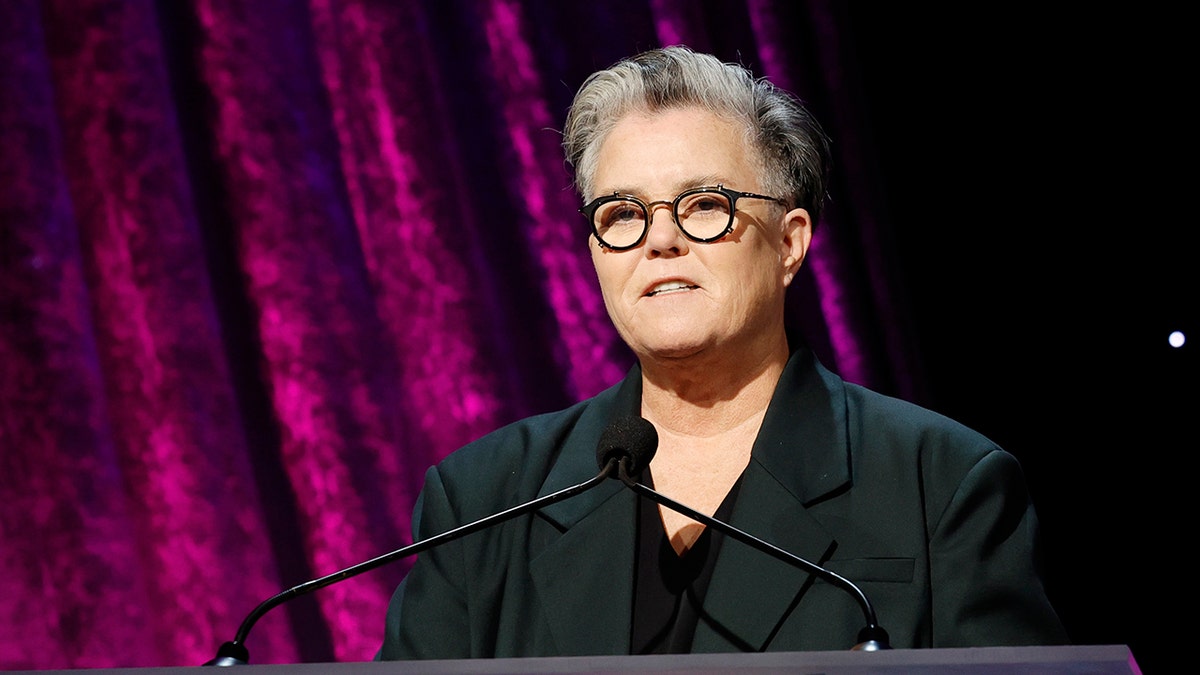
[1168,331,1186,348]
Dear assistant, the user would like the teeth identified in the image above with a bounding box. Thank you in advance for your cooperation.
[648,281,694,296]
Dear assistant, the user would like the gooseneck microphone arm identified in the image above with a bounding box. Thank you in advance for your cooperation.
[615,460,890,651]
[597,414,889,651]
[205,457,621,666]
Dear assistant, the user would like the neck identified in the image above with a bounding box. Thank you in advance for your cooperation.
[638,330,791,438]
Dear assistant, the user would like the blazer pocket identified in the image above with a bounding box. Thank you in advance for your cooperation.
[822,557,914,583]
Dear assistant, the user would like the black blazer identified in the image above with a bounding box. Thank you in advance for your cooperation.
[379,348,1066,659]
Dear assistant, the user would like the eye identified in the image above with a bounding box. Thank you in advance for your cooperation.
[678,192,731,218]
[598,201,645,228]
[611,206,641,222]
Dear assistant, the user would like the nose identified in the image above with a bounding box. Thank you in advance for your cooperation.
[642,202,689,257]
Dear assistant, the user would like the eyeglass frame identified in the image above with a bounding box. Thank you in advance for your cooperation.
[579,184,789,251]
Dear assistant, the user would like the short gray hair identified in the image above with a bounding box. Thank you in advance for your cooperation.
[562,46,832,227]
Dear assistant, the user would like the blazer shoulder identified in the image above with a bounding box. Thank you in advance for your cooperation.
[843,382,1002,457]
[840,382,1033,517]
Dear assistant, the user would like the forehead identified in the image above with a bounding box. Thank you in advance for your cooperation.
[592,107,761,196]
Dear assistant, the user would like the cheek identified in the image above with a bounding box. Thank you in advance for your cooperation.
[591,251,632,303]
[731,254,783,308]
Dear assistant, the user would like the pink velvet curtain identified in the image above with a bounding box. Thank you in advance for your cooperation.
[1,0,920,668]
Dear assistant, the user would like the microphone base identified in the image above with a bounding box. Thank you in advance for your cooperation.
[852,625,892,651]
[203,642,250,666]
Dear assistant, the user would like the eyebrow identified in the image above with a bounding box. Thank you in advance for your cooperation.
[597,175,729,200]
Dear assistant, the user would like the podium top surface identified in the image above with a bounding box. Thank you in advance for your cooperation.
[8,644,1139,674]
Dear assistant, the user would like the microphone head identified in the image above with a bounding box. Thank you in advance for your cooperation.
[596,416,658,476]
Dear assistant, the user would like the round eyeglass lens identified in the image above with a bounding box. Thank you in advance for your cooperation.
[593,199,647,248]
[676,190,732,240]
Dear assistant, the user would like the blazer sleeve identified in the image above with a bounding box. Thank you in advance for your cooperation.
[929,448,1069,647]
[378,464,472,660]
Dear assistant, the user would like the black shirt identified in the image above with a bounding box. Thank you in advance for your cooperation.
[630,470,743,654]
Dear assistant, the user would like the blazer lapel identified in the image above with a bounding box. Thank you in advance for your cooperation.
[692,348,853,652]
[523,350,853,655]
[528,366,643,655]
[529,486,637,655]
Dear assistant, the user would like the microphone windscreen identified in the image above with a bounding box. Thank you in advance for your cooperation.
[596,416,658,475]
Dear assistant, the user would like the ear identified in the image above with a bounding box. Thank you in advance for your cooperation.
[779,207,813,287]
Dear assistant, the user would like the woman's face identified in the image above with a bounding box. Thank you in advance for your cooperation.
[588,107,811,364]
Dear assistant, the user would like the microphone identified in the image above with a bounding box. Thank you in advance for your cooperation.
[600,415,891,651]
[596,414,658,476]
[204,452,623,666]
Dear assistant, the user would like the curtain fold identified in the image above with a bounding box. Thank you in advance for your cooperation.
[475,0,629,402]
[3,0,295,666]
[1,4,145,666]
[1,0,918,667]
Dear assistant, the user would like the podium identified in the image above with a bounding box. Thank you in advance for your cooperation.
[6,645,1139,674]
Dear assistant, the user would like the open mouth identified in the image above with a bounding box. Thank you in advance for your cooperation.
[646,281,698,297]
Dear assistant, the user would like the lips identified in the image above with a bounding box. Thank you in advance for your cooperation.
[644,280,698,297]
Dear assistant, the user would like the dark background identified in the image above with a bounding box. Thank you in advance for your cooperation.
[846,5,1193,674]
[1,2,1188,670]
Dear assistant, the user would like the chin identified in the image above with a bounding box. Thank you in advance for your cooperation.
[631,335,713,362]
